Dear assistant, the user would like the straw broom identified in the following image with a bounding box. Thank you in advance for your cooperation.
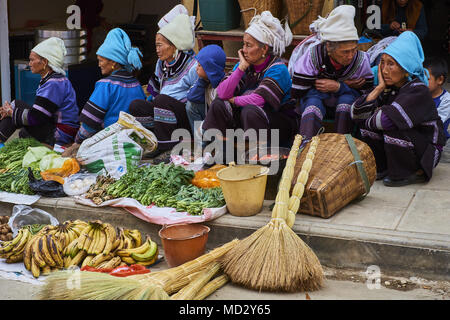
[193,274,229,300]
[221,134,324,292]
[170,262,221,300]
[38,239,239,300]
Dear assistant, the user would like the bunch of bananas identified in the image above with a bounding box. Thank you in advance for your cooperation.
[23,220,89,277]
[0,227,32,263]
[64,220,118,268]
[115,234,159,266]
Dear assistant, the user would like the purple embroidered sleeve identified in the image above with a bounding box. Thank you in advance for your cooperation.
[234,93,265,108]
[217,68,244,100]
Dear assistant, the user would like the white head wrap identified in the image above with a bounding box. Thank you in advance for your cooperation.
[158,4,196,30]
[157,5,196,53]
[245,11,293,57]
[31,37,67,75]
[311,5,359,42]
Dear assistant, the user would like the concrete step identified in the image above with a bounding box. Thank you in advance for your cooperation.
[1,195,448,282]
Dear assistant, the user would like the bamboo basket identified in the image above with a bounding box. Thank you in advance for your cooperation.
[291,133,376,218]
[286,0,325,35]
[238,0,283,29]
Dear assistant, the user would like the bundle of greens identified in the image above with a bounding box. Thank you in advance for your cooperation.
[0,168,41,195]
[104,163,224,215]
[0,138,42,171]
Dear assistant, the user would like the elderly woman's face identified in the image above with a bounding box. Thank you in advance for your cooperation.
[327,42,358,67]
[97,55,117,76]
[380,53,407,87]
[29,52,47,74]
[156,34,177,63]
[242,33,267,65]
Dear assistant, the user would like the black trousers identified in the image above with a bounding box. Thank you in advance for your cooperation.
[129,94,191,151]
[0,100,55,145]
[202,98,299,148]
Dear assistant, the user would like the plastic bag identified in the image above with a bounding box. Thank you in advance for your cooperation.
[76,112,158,179]
[63,172,97,196]
[8,204,59,237]
[28,168,66,197]
[40,158,80,184]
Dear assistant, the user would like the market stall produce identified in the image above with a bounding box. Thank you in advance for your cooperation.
[0,216,13,241]
[80,162,226,217]
[0,218,159,278]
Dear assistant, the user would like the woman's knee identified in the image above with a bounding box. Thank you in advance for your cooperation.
[129,99,150,116]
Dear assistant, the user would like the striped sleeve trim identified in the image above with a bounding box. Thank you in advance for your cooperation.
[254,77,285,110]
[79,100,106,131]
[33,96,58,116]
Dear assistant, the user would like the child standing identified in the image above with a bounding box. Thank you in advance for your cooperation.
[186,45,226,133]
[424,56,450,161]
[424,56,450,138]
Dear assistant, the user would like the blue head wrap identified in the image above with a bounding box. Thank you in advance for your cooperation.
[96,28,143,72]
[382,31,429,85]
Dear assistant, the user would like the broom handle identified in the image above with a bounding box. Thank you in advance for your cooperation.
[271,134,303,220]
[286,136,320,227]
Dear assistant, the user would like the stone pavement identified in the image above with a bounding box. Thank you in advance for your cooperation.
[0,163,448,282]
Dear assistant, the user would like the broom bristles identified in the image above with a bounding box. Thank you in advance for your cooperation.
[221,219,323,292]
[38,240,239,300]
[221,134,324,292]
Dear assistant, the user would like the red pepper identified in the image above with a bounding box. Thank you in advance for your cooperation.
[108,264,150,277]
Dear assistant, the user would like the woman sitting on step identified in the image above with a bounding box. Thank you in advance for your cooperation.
[350,31,445,187]
[200,11,298,161]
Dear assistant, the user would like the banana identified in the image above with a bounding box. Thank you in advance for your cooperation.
[81,255,95,268]
[64,238,78,257]
[86,228,97,254]
[77,224,92,250]
[121,256,137,265]
[47,235,64,268]
[116,238,151,257]
[88,253,114,268]
[116,229,126,250]
[94,228,107,255]
[83,226,96,252]
[10,228,31,254]
[70,241,81,259]
[32,236,47,268]
[41,265,52,275]
[23,235,39,271]
[102,256,121,269]
[134,249,159,266]
[0,229,24,254]
[62,230,71,248]
[67,228,78,245]
[96,260,110,269]
[31,257,41,278]
[102,224,116,255]
[131,241,158,262]
[123,233,134,249]
[127,229,142,247]
[5,251,24,263]
[89,228,101,254]
[63,256,71,268]
[67,250,87,267]
[111,237,121,252]
[39,235,57,267]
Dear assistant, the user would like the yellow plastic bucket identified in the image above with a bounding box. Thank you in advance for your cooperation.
[216,163,269,216]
